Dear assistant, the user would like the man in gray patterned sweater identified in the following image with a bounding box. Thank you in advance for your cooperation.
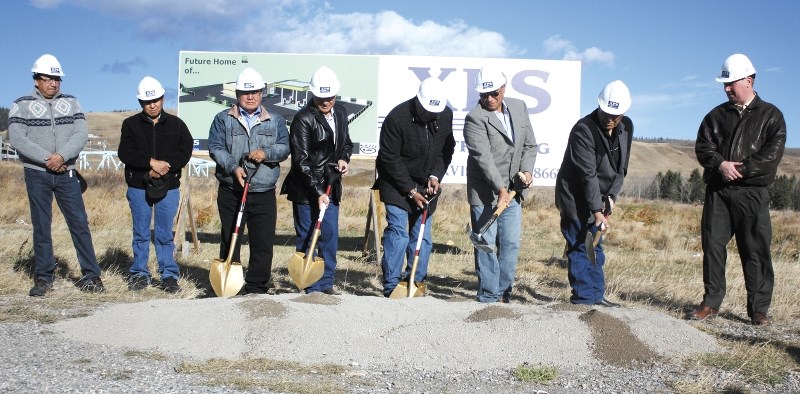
[8,54,105,296]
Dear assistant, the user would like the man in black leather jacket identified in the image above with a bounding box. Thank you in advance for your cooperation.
[281,66,352,294]
[688,54,786,326]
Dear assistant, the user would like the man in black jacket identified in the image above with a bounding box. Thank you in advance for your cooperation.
[281,66,352,294]
[118,76,194,293]
[373,77,455,297]
[555,80,632,308]
[688,54,786,326]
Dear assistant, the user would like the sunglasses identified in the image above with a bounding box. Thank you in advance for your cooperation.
[37,76,62,84]
[479,89,501,99]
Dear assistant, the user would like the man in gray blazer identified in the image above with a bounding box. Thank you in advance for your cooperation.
[464,64,537,303]
[555,80,633,308]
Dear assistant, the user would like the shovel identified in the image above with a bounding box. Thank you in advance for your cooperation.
[587,197,612,264]
[288,185,332,290]
[389,202,430,299]
[210,163,259,298]
[467,172,525,253]
[467,189,518,253]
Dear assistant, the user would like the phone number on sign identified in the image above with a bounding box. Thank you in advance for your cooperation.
[532,168,560,179]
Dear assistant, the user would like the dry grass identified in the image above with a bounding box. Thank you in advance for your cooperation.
[176,358,353,393]
[1,139,799,388]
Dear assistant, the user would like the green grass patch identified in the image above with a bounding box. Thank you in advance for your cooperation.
[513,363,558,384]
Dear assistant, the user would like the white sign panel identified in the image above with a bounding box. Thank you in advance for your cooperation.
[376,55,580,187]
[177,52,580,186]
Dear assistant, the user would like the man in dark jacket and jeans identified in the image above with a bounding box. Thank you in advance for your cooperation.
[555,80,633,308]
[281,66,352,294]
[688,54,786,326]
[118,76,194,293]
[373,77,455,297]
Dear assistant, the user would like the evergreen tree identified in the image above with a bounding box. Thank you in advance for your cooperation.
[686,168,705,203]
[0,106,8,131]
[769,174,793,210]
[660,170,683,201]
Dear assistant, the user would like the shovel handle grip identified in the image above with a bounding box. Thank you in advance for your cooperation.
[476,190,516,236]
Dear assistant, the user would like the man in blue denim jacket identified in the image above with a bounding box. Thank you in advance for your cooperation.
[208,68,290,294]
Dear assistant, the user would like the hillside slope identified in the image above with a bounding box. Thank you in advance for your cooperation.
[84,112,799,181]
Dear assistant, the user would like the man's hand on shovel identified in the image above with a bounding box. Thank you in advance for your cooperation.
[592,196,613,247]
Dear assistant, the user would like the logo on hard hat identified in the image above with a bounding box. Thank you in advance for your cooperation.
[243,82,255,89]
[429,100,440,106]
[320,87,331,93]
[145,90,157,98]
[50,67,61,74]
[607,101,619,109]
[482,82,494,89]
[720,71,730,78]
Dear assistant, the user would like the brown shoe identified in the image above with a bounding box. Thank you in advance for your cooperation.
[752,312,770,326]
[687,306,719,320]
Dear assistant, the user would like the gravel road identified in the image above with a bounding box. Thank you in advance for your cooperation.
[3,293,762,393]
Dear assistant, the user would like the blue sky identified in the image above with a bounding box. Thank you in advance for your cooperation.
[3,0,798,146]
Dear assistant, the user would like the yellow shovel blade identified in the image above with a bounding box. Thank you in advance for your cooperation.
[388,281,427,299]
[287,252,325,290]
[210,258,245,298]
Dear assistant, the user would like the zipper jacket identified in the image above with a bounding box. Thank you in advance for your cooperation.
[696,94,786,188]
[208,104,290,192]
[118,111,194,190]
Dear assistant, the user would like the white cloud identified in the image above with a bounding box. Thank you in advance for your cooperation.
[46,1,519,58]
[542,35,614,66]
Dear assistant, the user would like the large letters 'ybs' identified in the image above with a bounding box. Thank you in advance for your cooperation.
[408,67,552,115]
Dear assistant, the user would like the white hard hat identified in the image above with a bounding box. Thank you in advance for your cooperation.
[416,77,447,113]
[474,64,506,93]
[137,76,165,100]
[309,66,340,98]
[715,53,756,83]
[236,68,265,91]
[31,54,65,77]
[597,80,631,116]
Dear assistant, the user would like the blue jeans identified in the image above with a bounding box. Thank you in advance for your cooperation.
[381,204,432,296]
[24,168,101,283]
[126,187,180,282]
[293,202,340,292]
[471,200,521,303]
[561,218,605,304]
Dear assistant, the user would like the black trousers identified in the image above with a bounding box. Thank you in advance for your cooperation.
[701,185,774,317]
[217,185,277,293]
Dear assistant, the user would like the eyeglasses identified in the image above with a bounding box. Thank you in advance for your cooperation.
[479,89,501,99]
[37,76,62,84]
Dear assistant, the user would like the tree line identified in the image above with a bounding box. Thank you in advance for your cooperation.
[640,168,800,210]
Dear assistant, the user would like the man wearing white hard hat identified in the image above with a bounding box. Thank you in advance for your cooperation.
[9,54,105,296]
[373,77,456,297]
[118,76,194,293]
[280,66,353,294]
[688,54,786,326]
[208,67,290,295]
[555,80,633,308]
[464,64,537,304]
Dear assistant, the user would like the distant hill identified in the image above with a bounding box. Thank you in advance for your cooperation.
[84,111,800,182]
